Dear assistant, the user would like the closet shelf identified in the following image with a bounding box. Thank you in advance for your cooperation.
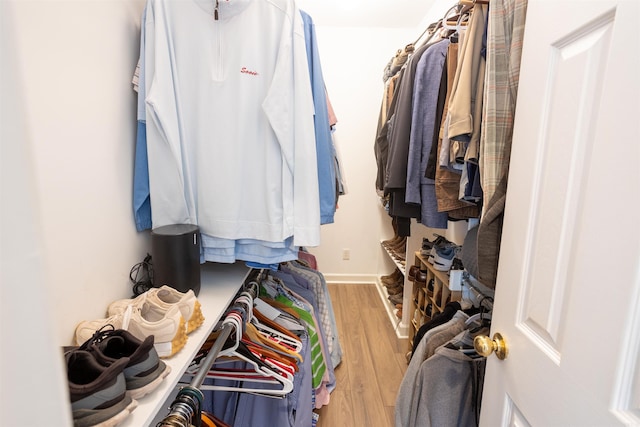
[119,262,249,427]
[407,251,461,352]
[380,240,406,275]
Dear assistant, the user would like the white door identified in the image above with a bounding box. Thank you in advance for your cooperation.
[479,0,640,425]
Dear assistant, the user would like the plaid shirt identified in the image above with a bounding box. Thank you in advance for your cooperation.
[479,0,528,217]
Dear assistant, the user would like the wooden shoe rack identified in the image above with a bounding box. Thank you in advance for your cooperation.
[407,251,461,352]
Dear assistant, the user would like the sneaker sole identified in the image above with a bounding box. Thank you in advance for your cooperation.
[154,316,187,358]
[127,362,171,400]
[186,300,204,334]
[73,396,138,427]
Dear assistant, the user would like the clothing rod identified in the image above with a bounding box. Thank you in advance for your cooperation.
[190,271,261,389]
[462,275,494,311]
[189,321,235,389]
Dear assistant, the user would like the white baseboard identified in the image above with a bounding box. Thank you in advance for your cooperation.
[323,273,378,284]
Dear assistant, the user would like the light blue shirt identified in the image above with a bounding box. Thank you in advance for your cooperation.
[301,10,337,225]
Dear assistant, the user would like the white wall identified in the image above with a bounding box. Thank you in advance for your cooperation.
[9,0,148,346]
[306,0,465,280]
[304,26,414,280]
[1,2,73,424]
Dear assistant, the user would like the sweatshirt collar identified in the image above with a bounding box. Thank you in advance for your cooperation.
[192,0,253,20]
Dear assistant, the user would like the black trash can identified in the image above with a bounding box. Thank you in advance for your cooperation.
[151,224,201,296]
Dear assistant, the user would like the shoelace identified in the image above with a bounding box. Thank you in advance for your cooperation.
[79,324,117,350]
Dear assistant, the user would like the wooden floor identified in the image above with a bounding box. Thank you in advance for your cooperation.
[315,284,408,427]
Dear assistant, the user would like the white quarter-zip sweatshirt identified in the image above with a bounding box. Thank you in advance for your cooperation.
[144,0,320,247]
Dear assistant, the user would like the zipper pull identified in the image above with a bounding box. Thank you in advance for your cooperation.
[214,0,219,20]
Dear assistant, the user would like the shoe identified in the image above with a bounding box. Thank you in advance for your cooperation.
[108,286,204,334]
[383,276,402,288]
[386,284,403,295]
[381,269,402,286]
[421,235,446,258]
[408,265,420,281]
[451,257,464,271]
[75,326,171,399]
[433,245,457,272]
[382,235,401,248]
[420,236,435,256]
[384,274,403,288]
[428,236,452,264]
[427,278,434,297]
[384,281,403,292]
[390,237,407,259]
[388,293,404,305]
[65,350,137,427]
[414,270,427,285]
[75,302,187,358]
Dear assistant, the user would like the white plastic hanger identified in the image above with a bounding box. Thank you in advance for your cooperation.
[183,292,296,397]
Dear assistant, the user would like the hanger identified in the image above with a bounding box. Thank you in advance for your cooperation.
[221,292,299,367]
[459,0,490,6]
[243,324,301,367]
[186,286,299,397]
[198,341,294,398]
[464,310,492,327]
[441,5,461,32]
[185,318,294,397]
[251,311,303,353]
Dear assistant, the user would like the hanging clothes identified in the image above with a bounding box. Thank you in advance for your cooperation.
[279,262,342,369]
[479,0,527,216]
[384,41,432,225]
[194,284,315,427]
[198,266,340,426]
[426,5,486,219]
[409,331,486,427]
[405,38,450,229]
[132,1,341,264]
[447,5,488,207]
[300,10,338,225]
[396,309,488,427]
[144,0,318,243]
[476,0,528,288]
[396,310,469,427]
[132,4,151,232]
[411,301,462,357]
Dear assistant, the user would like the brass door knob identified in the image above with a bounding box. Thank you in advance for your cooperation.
[474,332,508,360]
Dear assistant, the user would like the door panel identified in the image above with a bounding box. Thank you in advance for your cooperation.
[518,6,615,362]
[480,0,640,425]
[503,396,532,427]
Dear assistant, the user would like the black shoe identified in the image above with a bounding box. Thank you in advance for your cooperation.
[65,350,137,426]
[74,325,171,400]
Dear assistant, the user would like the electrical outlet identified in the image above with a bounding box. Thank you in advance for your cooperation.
[342,248,350,260]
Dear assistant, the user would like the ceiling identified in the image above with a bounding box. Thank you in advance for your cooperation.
[295,0,439,28]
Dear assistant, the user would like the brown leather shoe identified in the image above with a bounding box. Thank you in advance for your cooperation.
[389,236,407,252]
[387,278,403,291]
[414,270,427,285]
[382,235,401,248]
[381,269,402,285]
[408,265,420,281]
[388,293,403,305]
[387,285,403,295]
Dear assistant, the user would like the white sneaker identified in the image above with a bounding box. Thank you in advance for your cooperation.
[75,302,187,358]
[107,286,204,334]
